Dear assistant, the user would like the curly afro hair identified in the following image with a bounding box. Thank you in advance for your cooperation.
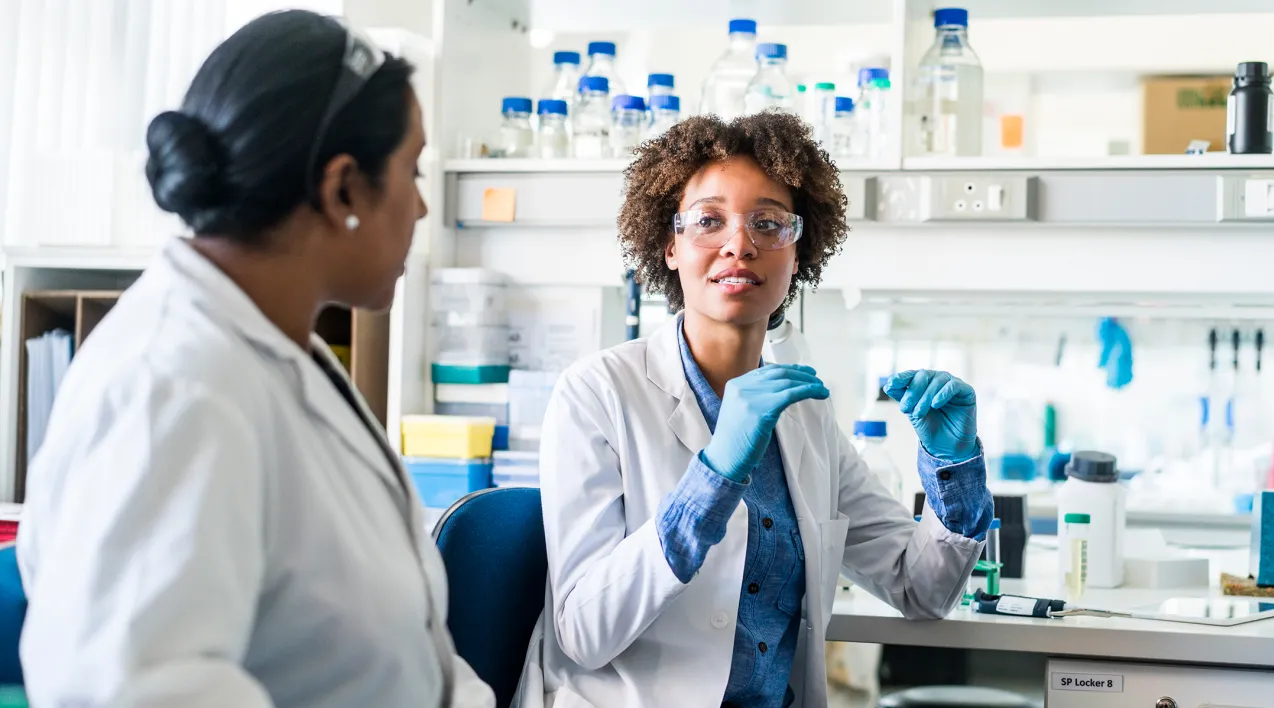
[617,111,848,313]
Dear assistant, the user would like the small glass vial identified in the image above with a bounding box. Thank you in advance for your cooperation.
[646,94,681,140]
[648,73,675,97]
[498,96,534,158]
[1063,513,1091,604]
[536,99,570,159]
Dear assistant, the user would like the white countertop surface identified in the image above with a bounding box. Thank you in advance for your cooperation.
[829,539,1274,668]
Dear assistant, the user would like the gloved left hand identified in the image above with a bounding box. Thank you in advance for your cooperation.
[885,370,978,464]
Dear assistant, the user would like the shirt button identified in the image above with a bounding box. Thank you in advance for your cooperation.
[939,470,952,481]
[712,612,729,629]
[748,582,760,594]
[762,517,774,529]
[758,641,768,654]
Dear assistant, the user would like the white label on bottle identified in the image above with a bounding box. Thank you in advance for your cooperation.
[1050,672,1124,692]
[994,596,1036,616]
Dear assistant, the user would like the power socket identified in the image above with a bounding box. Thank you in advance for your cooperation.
[919,175,1037,221]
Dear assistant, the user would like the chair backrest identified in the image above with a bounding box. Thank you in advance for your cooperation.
[0,545,26,686]
[433,488,546,708]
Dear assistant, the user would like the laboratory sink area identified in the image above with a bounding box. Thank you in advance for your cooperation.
[8,0,1274,706]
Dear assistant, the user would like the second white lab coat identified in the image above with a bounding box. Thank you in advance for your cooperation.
[514,318,983,708]
[17,238,494,708]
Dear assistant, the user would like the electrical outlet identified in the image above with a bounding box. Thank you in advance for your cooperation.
[920,175,1037,221]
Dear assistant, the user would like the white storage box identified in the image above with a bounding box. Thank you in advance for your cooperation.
[432,324,510,365]
[493,450,539,488]
[431,268,507,326]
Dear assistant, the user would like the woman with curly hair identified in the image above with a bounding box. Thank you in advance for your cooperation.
[515,112,993,708]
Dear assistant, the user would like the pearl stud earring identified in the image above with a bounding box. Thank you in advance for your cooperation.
[345,214,360,231]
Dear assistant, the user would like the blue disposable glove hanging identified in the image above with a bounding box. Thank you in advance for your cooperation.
[1097,317,1133,390]
[702,364,830,483]
[885,369,979,464]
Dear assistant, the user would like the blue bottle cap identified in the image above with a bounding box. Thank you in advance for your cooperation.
[588,41,617,56]
[553,50,581,66]
[611,94,646,112]
[934,8,969,27]
[578,75,610,93]
[756,42,787,60]
[501,97,533,114]
[650,94,680,111]
[537,99,568,115]
[647,73,675,89]
[834,96,855,113]
[729,18,758,35]
[853,420,886,437]
[858,67,889,87]
[988,518,1002,531]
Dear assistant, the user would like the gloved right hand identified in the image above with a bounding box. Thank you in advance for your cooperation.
[702,364,830,483]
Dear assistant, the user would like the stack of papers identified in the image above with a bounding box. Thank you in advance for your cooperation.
[25,330,73,463]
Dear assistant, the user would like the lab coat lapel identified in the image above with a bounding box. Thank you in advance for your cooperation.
[646,317,712,455]
[776,410,823,626]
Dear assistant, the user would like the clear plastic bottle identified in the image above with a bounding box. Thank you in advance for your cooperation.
[699,18,758,120]
[573,76,611,159]
[648,73,675,98]
[537,99,570,159]
[543,51,581,113]
[795,84,810,125]
[646,94,681,140]
[915,8,984,157]
[583,41,625,97]
[610,94,647,157]
[828,96,856,160]
[1062,513,1091,604]
[853,421,904,502]
[858,68,891,159]
[744,43,794,116]
[497,97,534,158]
[811,81,837,143]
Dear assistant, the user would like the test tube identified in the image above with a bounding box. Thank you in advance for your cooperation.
[985,518,1002,566]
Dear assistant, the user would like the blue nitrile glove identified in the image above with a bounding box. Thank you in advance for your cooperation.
[885,369,978,464]
[1097,317,1133,390]
[701,364,830,483]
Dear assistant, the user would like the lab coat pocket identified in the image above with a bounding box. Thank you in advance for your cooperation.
[777,528,806,616]
[817,514,852,620]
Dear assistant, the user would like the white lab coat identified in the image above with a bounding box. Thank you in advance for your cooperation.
[17,238,494,708]
[513,318,983,708]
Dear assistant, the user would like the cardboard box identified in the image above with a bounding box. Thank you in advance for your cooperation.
[1142,75,1231,154]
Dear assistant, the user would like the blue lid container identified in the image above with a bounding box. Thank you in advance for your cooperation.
[729,18,758,35]
[501,97,532,114]
[853,420,886,437]
[934,8,969,27]
[588,41,617,56]
[611,94,646,111]
[404,457,493,509]
[756,43,787,60]
[650,94,680,111]
[578,75,610,93]
[647,73,675,89]
[553,50,581,65]
[858,67,890,87]
[538,99,568,115]
[834,96,855,113]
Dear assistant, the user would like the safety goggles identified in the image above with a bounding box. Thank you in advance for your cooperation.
[305,20,387,198]
[672,208,804,250]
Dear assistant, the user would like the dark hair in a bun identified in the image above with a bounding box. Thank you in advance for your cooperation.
[145,111,227,228]
[145,10,415,244]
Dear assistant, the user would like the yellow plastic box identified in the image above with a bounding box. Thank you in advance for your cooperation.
[401,415,497,459]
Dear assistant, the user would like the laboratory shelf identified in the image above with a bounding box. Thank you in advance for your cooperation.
[902,154,1274,172]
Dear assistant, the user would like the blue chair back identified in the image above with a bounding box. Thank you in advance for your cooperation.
[0,545,26,685]
[433,488,546,708]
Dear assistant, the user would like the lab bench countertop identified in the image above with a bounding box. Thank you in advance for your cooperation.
[829,542,1274,668]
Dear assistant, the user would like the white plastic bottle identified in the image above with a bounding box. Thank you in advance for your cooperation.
[610,94,647,157]
[861,377,921,503]
[573,76,611,159]
[646,94,681,139]
[542,51,581,112]
[744,43,794,115]
[1057,451,1126,589]
[583,41,625,97]
[858,68,891,159]
[700,18,758,120]
[647,73,675,98]
[810,81,836,143]
[537,99,570,159]
[915,7,984,157]
[497,97,534,158]
[828,97,856,160]
[853,421,904,503]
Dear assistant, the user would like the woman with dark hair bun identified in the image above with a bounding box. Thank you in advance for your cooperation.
[16,10,494,708]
